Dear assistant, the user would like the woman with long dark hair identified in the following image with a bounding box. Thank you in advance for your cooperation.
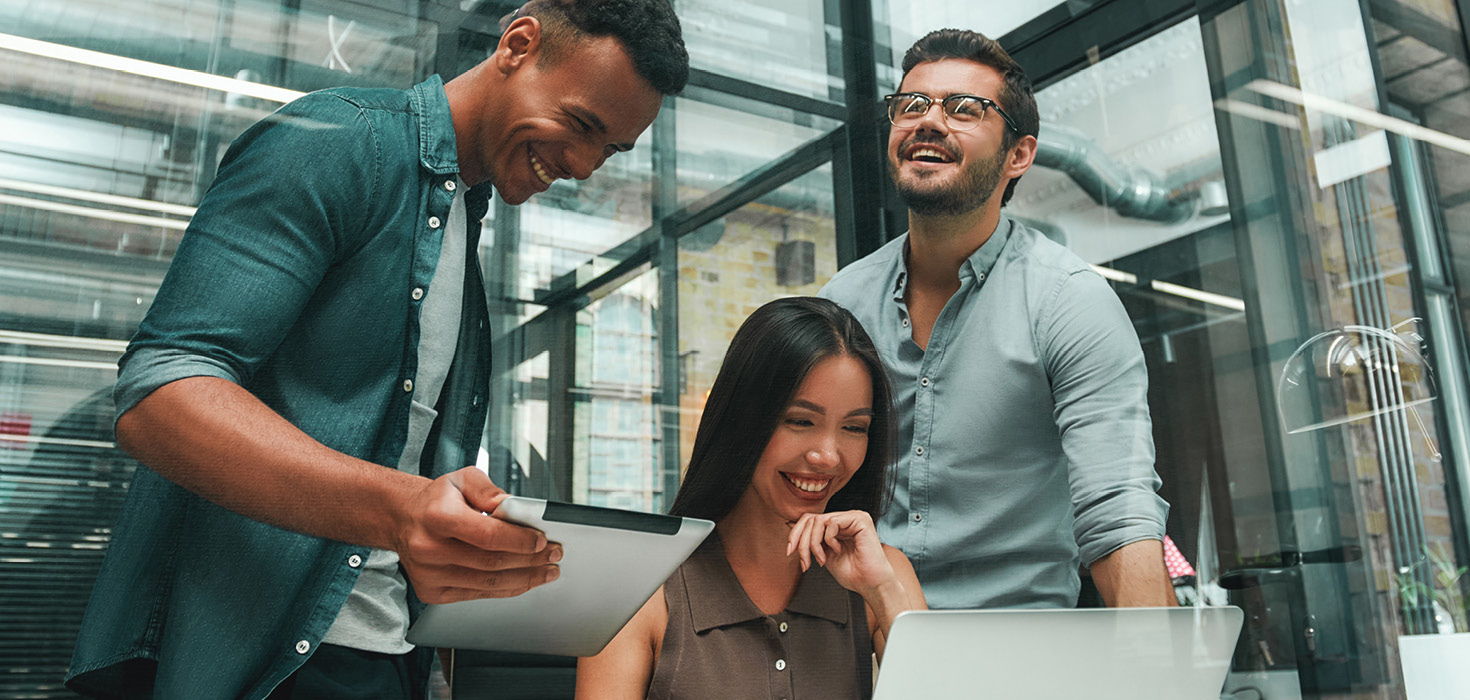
[577,296,926,699]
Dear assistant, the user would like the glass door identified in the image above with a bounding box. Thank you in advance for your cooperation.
[1007,2,1470,696]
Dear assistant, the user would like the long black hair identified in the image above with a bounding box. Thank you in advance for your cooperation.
[668,296,894,522]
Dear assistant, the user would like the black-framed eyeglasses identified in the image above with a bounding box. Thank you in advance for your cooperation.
[883,92,1021,134]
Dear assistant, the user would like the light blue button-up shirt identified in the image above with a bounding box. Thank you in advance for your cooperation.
[821,216,1168,609]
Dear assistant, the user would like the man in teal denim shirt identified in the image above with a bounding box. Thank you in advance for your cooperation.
[66,2,687,697]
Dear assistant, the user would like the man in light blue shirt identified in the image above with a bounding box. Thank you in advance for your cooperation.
[820,28,1172,609]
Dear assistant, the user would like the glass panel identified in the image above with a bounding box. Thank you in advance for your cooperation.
[1368,0,1470,670]
[674,96,840,206]
[572,270,664,510]
[676,0,838,99]
[873,0,1066,92]
[973,1,1470,695]
[676,164,836,471]
[484,348,551,498]
[508,129,655,302]
[1006,7,1470,694]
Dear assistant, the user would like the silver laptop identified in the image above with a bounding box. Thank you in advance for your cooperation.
[873,606,1243,700]
[406,497,713,657]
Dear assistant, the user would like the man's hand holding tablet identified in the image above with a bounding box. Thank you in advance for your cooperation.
[392,467,563,604]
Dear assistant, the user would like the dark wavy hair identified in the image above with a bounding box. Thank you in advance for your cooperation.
[669,297,894,523]
[902,28,1039,205]
[502,0,688,95]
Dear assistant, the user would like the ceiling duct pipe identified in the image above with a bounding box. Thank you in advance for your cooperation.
[1034,122,1199,223]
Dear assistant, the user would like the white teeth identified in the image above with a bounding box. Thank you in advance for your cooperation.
[910,147,951,162]
[785,474,830,493]
[529,152,556,185]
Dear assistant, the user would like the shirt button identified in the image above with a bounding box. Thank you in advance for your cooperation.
[778,621,789,633]
[411,287,425,301]
[444,180,456,192]
[919,377,930,387]
[472,394,483,407]
[428,216,442,229]
[913,513,923,523]
[978,272,987,281]
[915,445,925,456]
[347,554,363,568]
[775,659,786,671]
[403,379,414,393]
[295,640,311,655]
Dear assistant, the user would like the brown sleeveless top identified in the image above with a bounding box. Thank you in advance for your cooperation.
[648,534,874,699]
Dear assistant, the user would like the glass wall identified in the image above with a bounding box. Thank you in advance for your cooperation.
[4,0,1470,698]
[955,0,1470,697]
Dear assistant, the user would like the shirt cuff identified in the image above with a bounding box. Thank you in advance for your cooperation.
[114,346,243,423]
[1075,498,1169,567]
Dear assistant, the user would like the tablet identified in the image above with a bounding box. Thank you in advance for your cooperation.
[405,496,714,657]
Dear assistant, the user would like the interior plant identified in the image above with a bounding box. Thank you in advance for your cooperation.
[1396,542,1468,634]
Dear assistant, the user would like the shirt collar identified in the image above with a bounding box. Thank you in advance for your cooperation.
[684,532,852,633]
[412,75,461,176]
[890,215,1014,302]
[962,215,1014,281]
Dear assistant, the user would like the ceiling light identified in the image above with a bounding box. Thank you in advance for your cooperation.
[1091,264,1246,312]
[1090,265,1138,284]
[1247,80,1470,157]
[0,177,196,217]
[0,329,129,353]
[0,193,189,230]
[0,31,304,104]
[1150,279,1246,311]
[0,354,118,371]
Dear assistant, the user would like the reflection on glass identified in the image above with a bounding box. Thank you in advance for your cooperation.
[0,0,438,693]
[677,0,837,99]
[878,0,1063,76]
[1277,321,1438,440]
[509,129,655,301]
[677,165,836,471]
[1009,19,1228,266]
[574,270,662,511]
[675,97,838,205]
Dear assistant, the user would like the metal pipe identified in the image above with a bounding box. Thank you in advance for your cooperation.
[1034,122,1200,223]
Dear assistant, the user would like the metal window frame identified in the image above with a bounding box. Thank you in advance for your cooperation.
[495,2,884,505]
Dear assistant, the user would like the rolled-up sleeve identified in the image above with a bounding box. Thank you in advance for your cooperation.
[1040,270,1168,566]
[114,92,380,419]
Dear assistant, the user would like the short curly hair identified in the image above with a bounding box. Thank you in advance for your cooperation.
[502,0,689,95]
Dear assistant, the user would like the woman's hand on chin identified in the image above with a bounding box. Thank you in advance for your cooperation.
[785,510,897,596]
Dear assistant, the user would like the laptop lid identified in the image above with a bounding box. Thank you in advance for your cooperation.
[405,497,714,657]
[873,606,1243,700]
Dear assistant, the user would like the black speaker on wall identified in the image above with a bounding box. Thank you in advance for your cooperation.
[776,240,815,287]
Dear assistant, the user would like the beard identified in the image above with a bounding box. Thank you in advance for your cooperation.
[889,140,1006,217]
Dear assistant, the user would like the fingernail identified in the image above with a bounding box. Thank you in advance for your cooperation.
[546,565,561,582]
[550,545,564,562]
[536,534,547,551]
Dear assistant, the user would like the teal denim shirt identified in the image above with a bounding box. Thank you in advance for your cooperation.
[66,76,493,698]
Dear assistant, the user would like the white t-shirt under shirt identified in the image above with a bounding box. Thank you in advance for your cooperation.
[323,178,468,653]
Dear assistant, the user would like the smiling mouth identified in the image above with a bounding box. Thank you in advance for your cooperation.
[906,146,955,164]
[529,150,557,186]
[782,472,831,494]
